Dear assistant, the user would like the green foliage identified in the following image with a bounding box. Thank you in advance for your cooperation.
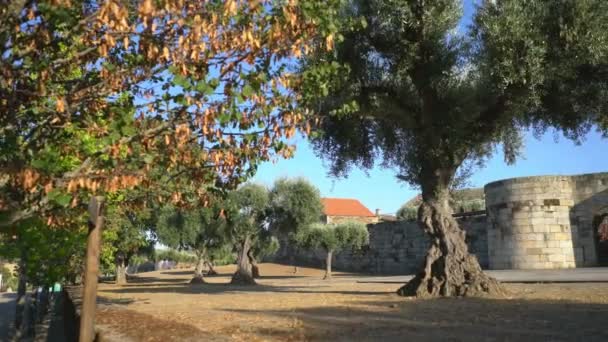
[251,234,281,261]
[1,265,18,290]
[301,0,608,198]
[103,204,151,268]
[398,187,486,218]
[207,245,237,266]
[454,199,485,213]
[155,199,231,264]
[0,218,87,286]
[154,249,197,264]
[227,183,270,243]
[128,255,149,267]
[396,205,418,221]
[267,177,324,235]
[295,221,369,253]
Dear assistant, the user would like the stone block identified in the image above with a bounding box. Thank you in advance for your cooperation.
[526,248,543,255]
[542,247,562,255]
[548,254,565,262]
[529,225,547,234]
[548,225,563,233]
[514,225,533,234]
[530,211,547,219]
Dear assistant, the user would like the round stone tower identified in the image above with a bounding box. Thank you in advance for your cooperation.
[484,175,576,269]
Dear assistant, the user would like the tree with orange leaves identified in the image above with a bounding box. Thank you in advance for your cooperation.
[0,0,342,339]
[1,0,341,227]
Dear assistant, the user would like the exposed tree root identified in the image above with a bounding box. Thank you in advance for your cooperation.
[397,201,508,298]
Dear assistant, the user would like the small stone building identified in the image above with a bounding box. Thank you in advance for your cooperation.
[321,198,379,224]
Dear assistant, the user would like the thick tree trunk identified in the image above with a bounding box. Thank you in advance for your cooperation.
[115,255,127,286]
[247,249,260,278]
[397,179,506,298]
[231,236,256,285]
[323,250,333,280]
[191,253,205,284]
[80,196,104,342]
[205,261,217,276]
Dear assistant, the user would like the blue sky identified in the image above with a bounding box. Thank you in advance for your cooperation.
[251,0,608,215]
[252,130,608,215]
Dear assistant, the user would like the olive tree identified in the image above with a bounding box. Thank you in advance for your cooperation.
[249,233,280,278]
[301,0,608,297]
[295,221,369,279]
[267,177,324,273]
[227,183,269,285]
[156,203,229,284]
[396,205,418,221]
[104,205,151,285]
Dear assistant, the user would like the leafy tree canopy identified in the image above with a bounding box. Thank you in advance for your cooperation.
[267,177,324,235]
[0,0,345,230]
[302,0,608,192]
[299,0,608,297]
[295,221,369,253]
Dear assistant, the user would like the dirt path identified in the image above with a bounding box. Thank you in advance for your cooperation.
[0,293,16,340]
[96,264,608,341]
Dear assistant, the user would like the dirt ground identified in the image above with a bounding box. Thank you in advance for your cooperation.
[96,263,608,341]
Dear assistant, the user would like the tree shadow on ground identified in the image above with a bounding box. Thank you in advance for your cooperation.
[100,282,395,296]
[160,270,193,276]
[96,306,205,341]
[97,296,136,306]
[126,275,189,284]
[257,273,360,280]
[220,297,608,341]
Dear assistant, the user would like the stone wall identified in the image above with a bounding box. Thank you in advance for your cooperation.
[275,214,488,275]
[485,172,608,269]
[324,215,379,225]
[276,172,608,274]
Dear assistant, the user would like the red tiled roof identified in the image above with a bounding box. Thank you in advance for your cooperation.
[321,198,376,217]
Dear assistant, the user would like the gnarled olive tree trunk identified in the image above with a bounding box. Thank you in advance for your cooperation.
[323,250,333,280]
[115,254,127,286]
[204,261,217,276]
[191,250,206,284]
[231,236,255,285]
[397,170,507,298]
[247,249,260,279]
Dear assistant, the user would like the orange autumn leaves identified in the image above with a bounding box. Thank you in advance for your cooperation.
[2,0,337,228]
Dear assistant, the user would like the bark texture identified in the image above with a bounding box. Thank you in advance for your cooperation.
[205,261,218,276]
[231,236,256,285]
[248,249,260,278]
[323,250,333,280]
[191,256,205,284]
[397,200,507,298]
[115,256,127,285]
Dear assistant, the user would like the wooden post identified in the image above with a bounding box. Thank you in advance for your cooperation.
[80,196,104,342]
